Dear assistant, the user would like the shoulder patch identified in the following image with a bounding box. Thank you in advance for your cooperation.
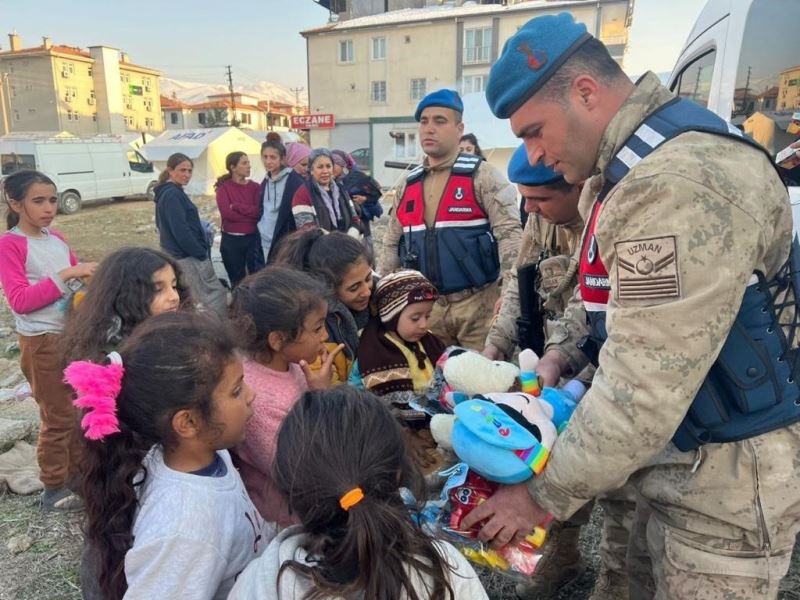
[614,235,681,303]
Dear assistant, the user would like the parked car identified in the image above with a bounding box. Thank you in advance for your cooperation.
[668,0,800,231]
[350,147,371,174]
[0,134,158,214]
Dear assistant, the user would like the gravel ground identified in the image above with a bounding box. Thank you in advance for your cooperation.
[0,195,798,598]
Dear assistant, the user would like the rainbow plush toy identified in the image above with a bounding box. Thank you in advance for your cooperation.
[519,348,542,397]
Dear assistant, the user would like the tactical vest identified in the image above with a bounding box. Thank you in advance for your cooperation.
[397,153,500,294]
[578,97,800,451]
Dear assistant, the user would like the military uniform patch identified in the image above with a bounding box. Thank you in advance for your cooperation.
[615,236,680,302]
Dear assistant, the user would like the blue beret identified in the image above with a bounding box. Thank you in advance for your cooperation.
[414,89,464,121]
[486,13,592,119]
[507,143,563,186]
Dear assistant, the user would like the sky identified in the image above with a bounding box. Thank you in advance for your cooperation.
[1,0,705,89]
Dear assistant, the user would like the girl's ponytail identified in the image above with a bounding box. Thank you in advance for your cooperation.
[215,151,247,190]
[275,388,456,600]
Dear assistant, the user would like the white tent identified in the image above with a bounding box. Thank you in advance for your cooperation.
[118,132,154,150]
[461,92,521,176]
[141,127,265,195]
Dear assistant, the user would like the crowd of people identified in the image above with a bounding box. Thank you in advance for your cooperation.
[0,10,798,600]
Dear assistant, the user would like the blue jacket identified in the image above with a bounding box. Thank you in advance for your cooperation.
[154,181,209,260]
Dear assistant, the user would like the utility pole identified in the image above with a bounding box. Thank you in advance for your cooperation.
[226,65,239,127]
[741,65,752,115]
[0,73,9,135]
[290,86,305,113]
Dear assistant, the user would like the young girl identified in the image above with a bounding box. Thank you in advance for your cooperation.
[350,269,446,475]
[228,386,489,600]
[70,312,272,600]
[229,266,342,527]
[62,246,191,363]
[154,152,227,317]
[258,138,305,263]
[291,148,362,236]
[215,151,263,287]
[275,228,375,385]
[350,269,445,403]
[0,170,97,511]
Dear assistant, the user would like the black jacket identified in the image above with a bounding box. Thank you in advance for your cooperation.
[154,181,209,260]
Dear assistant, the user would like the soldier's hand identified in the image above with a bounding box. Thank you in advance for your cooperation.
[536,350,569,387]
[481,344,505,361]
[461,482,549,549]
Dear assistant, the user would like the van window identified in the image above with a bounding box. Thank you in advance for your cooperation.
[127,150,153,173]
[734,0,799,122]
[672,50,716,110]
[1,153,36,175]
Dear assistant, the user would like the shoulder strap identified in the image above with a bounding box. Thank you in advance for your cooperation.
[405,165,425,185]
[600,97,774,201]
[452,152,482,177]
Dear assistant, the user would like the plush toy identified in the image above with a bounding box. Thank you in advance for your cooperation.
[424,346,521,412]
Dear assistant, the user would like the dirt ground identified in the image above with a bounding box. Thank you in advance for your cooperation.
[0,196,799,599]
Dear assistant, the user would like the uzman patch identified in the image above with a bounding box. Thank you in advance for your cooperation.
[614,236,681,302]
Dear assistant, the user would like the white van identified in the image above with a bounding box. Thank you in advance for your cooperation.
[0,135,158,214]
[668,0,800,228]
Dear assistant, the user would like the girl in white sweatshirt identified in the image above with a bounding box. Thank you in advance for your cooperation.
[228,386,488,600]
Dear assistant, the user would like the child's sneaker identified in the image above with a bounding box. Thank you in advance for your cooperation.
[41,487,84,512]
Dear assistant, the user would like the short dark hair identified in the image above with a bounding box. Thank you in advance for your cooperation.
[229,266,328,356]
[538,37,628,103]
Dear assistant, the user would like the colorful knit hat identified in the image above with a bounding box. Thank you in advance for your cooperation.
[376,270,439,324]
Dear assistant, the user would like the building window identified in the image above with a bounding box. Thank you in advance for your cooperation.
[64,87,77,102]
[144,99,152,112]
[170,112,179,125]
[464,27,492,64]
[371,80,387,103]
[145,117,154,127]
[462,75,486,95]
[143,77,152,92]
[124,95,133,109]
[88,67,93,77]
[394,131,418,159]
[241,113,252,125]
[198,112,207,125]
[410,78,427,101]
[339,40,354,64]
[92,113,97,122]
[371,37,386,61]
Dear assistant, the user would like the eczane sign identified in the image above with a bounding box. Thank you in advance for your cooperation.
[291,114,335,129]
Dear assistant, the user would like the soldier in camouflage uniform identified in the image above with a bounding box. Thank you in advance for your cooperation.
[464,13,800,600]
[380,89,522,351]
[484,146,635,599]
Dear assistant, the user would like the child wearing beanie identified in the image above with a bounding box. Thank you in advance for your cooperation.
[350,269,446,474]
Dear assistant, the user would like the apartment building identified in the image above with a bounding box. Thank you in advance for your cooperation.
[161,92,305,131]
[0,33,162,136]
[777,65,800,112]
[303,0,633,184]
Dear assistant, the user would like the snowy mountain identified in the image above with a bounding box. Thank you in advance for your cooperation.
[160,77,308,106]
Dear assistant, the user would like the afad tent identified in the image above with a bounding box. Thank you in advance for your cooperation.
[141,127,265,195]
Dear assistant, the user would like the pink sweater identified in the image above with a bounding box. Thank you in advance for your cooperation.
[234,359,308,527]
[0,228,77,335]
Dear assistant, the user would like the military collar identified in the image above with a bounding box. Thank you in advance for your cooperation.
[594,72,675,178]
[423,151,459,174]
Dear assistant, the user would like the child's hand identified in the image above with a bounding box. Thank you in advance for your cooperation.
[300,343,345,390]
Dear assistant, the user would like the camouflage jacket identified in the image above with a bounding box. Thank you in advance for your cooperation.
[529,72,792,519]
[379,155,522,285]
[485,213,583,357]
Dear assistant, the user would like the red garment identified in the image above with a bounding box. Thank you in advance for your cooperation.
[215,179,262,235]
